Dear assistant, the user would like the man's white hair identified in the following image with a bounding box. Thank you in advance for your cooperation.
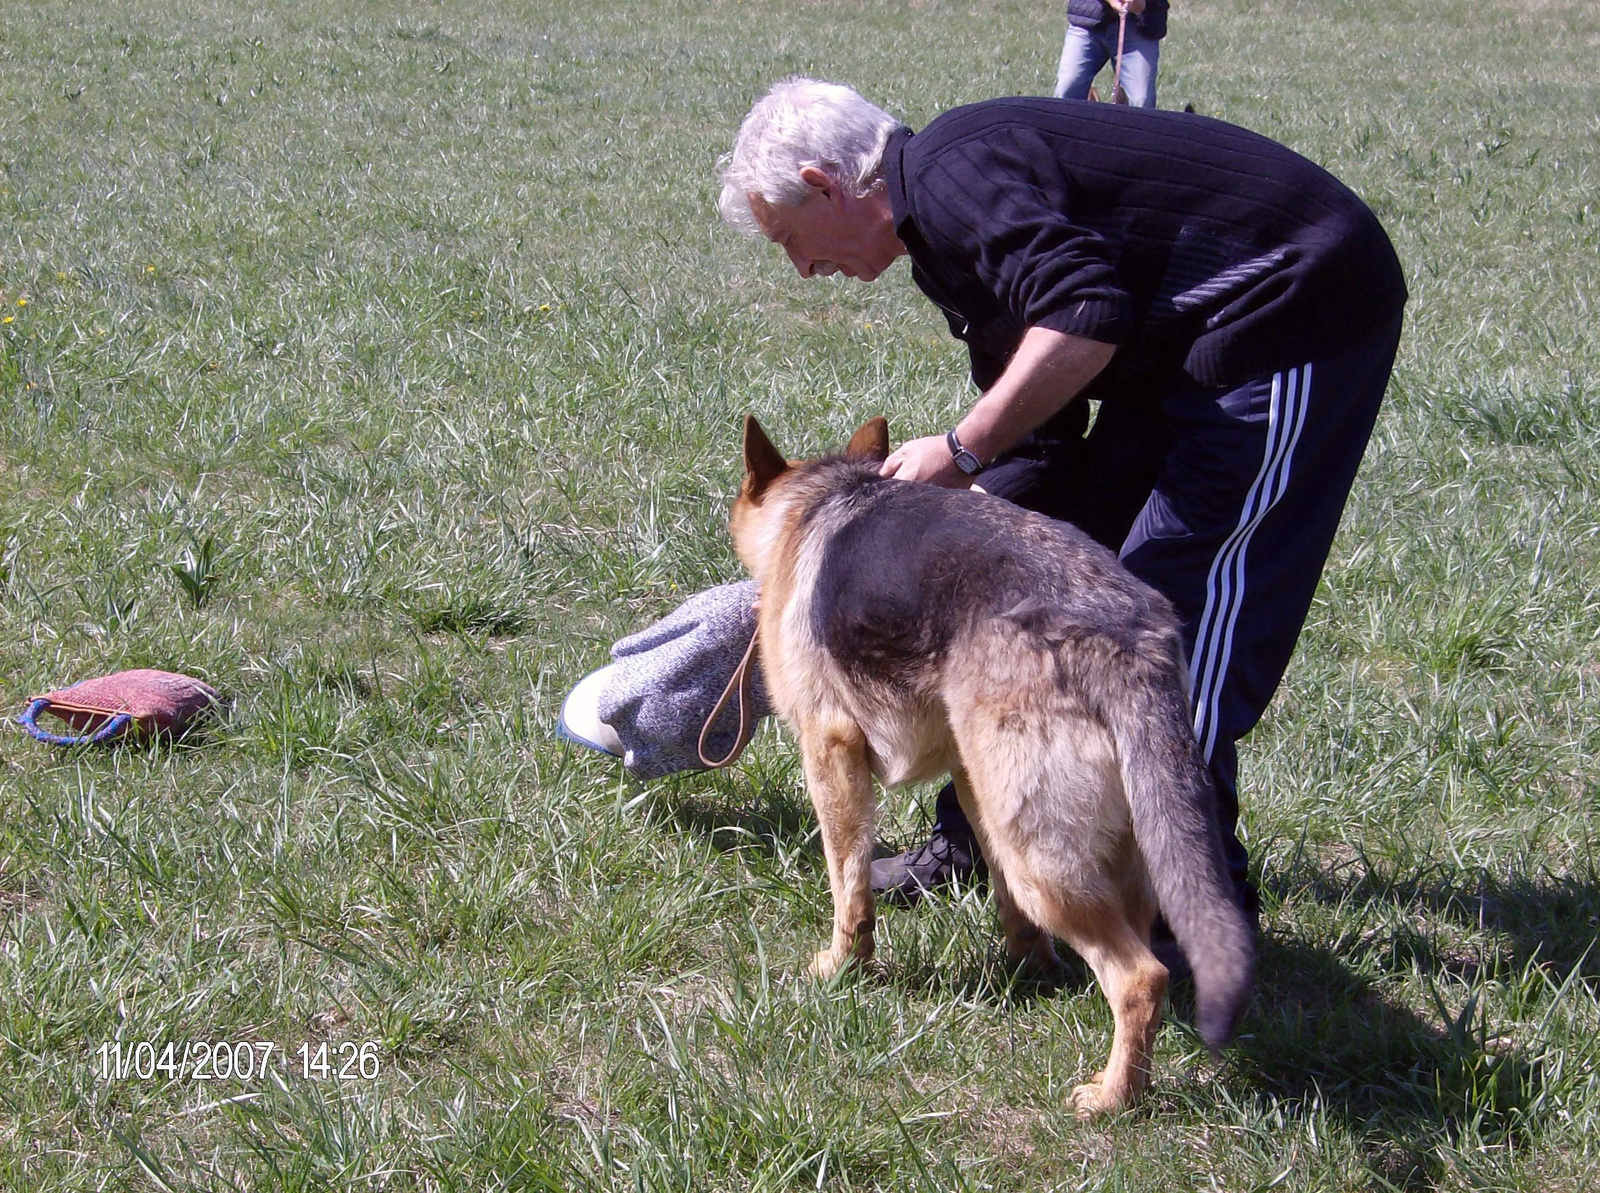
[718,78,899,233]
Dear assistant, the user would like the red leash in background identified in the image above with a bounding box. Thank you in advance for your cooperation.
[1111,7,1130,105]
[1087,5,1132,105]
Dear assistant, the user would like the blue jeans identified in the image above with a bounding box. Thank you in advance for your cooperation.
[1054,20,1160,107]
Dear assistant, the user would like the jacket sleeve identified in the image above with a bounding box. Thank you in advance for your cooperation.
[909,125,1133,345]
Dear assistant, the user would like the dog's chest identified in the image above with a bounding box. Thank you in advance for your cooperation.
[859,702,953,787]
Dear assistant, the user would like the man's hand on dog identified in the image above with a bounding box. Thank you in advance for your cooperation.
[880,434,973,488]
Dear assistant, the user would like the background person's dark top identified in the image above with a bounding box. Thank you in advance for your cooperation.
[883,99,1407,395]
[1068,0,1168,40]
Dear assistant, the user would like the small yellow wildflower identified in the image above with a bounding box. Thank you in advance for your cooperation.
[539,303,551,312]
[2,316,13,325]
[146,265,156,274]
[16,298,26,307]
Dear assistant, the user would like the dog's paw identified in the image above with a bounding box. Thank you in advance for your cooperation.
[809,932,877,980]
[1070,1071,1139,1119]
[809,949,849,981]
[1070,1079,1118,1119]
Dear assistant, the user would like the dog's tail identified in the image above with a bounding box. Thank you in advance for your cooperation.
[1008,600,1254,1053]
[1103,644,1254,1053]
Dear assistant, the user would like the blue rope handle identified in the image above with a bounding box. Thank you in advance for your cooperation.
[17,698,133,746]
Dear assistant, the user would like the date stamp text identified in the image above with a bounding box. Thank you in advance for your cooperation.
[97,1040,382,1083]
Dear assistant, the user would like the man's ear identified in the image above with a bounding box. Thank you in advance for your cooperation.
[797,164,835,201]
[743,415,789,498]
[844,416,890,462]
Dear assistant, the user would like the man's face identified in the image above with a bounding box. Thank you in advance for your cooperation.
[748,170,898,282]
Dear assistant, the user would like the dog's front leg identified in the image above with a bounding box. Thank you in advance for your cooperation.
[799,719,875,979]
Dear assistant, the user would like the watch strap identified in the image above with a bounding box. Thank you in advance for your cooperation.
[946,428,984,475]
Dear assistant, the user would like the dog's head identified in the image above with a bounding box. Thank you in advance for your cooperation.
[730,414,889,580]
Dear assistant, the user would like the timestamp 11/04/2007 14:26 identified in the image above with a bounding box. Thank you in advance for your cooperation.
[98,1039,381,1082]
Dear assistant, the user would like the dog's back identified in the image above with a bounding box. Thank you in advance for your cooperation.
[799,457,1168,679]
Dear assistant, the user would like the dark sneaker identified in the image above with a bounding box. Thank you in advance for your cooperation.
[871,829,984,906]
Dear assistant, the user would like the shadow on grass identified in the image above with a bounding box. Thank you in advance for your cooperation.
[1283,858,1600,984]
[653,768,955,870]
[1231,859,1600,1188]
[647,776,1590,1185]
[1231,933,1525,1190]
[657,776,820,862]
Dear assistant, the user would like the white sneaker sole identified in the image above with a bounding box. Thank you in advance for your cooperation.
[557,663,624,757]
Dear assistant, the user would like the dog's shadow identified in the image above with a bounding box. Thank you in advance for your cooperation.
[1226,934,1501,1189]
[654,766,820,863]
[884,862,1584,1186]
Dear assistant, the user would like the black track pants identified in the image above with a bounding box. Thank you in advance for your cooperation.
[933,316,1403,889]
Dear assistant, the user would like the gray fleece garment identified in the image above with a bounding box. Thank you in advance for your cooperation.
[596,581,772,779]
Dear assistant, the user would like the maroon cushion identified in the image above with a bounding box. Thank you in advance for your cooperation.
[30,669,219,737]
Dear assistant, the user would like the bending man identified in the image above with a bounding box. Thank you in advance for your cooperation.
[717,80,1407,919]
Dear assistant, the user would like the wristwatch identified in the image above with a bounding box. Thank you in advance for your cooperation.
[946,428,984,476]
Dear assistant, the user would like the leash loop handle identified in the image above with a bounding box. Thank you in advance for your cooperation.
[697,629,761,769]
[17,698,134,746]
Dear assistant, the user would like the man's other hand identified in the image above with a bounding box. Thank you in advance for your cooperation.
[880,434,972,488]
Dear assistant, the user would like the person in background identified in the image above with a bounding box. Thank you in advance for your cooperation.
[1056,0,1167,108]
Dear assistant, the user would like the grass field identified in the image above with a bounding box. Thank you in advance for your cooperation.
[3,0,1599,1188]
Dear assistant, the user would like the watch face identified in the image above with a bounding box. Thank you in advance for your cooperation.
[947,430,982,475]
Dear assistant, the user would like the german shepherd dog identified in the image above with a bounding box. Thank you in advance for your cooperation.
[730,415,1254,1116]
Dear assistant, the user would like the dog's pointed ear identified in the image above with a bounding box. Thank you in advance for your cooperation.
[844,416,890,463]
[742,415,789,498]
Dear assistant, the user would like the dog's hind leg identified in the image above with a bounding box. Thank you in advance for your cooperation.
[1053,910,1168,1117]
[946,646,1170,1113]
[995,867,1069,984]
[798,718,876,979]
[951,765,1065,981]
[955,753,1166,1114]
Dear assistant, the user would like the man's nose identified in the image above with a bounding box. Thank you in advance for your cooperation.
[784,244,814,278]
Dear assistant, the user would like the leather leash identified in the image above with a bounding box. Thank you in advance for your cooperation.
[1111,7,1130,105]
[697,626,762,768]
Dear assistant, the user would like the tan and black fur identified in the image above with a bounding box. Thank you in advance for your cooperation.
[731,415,1253,1117]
